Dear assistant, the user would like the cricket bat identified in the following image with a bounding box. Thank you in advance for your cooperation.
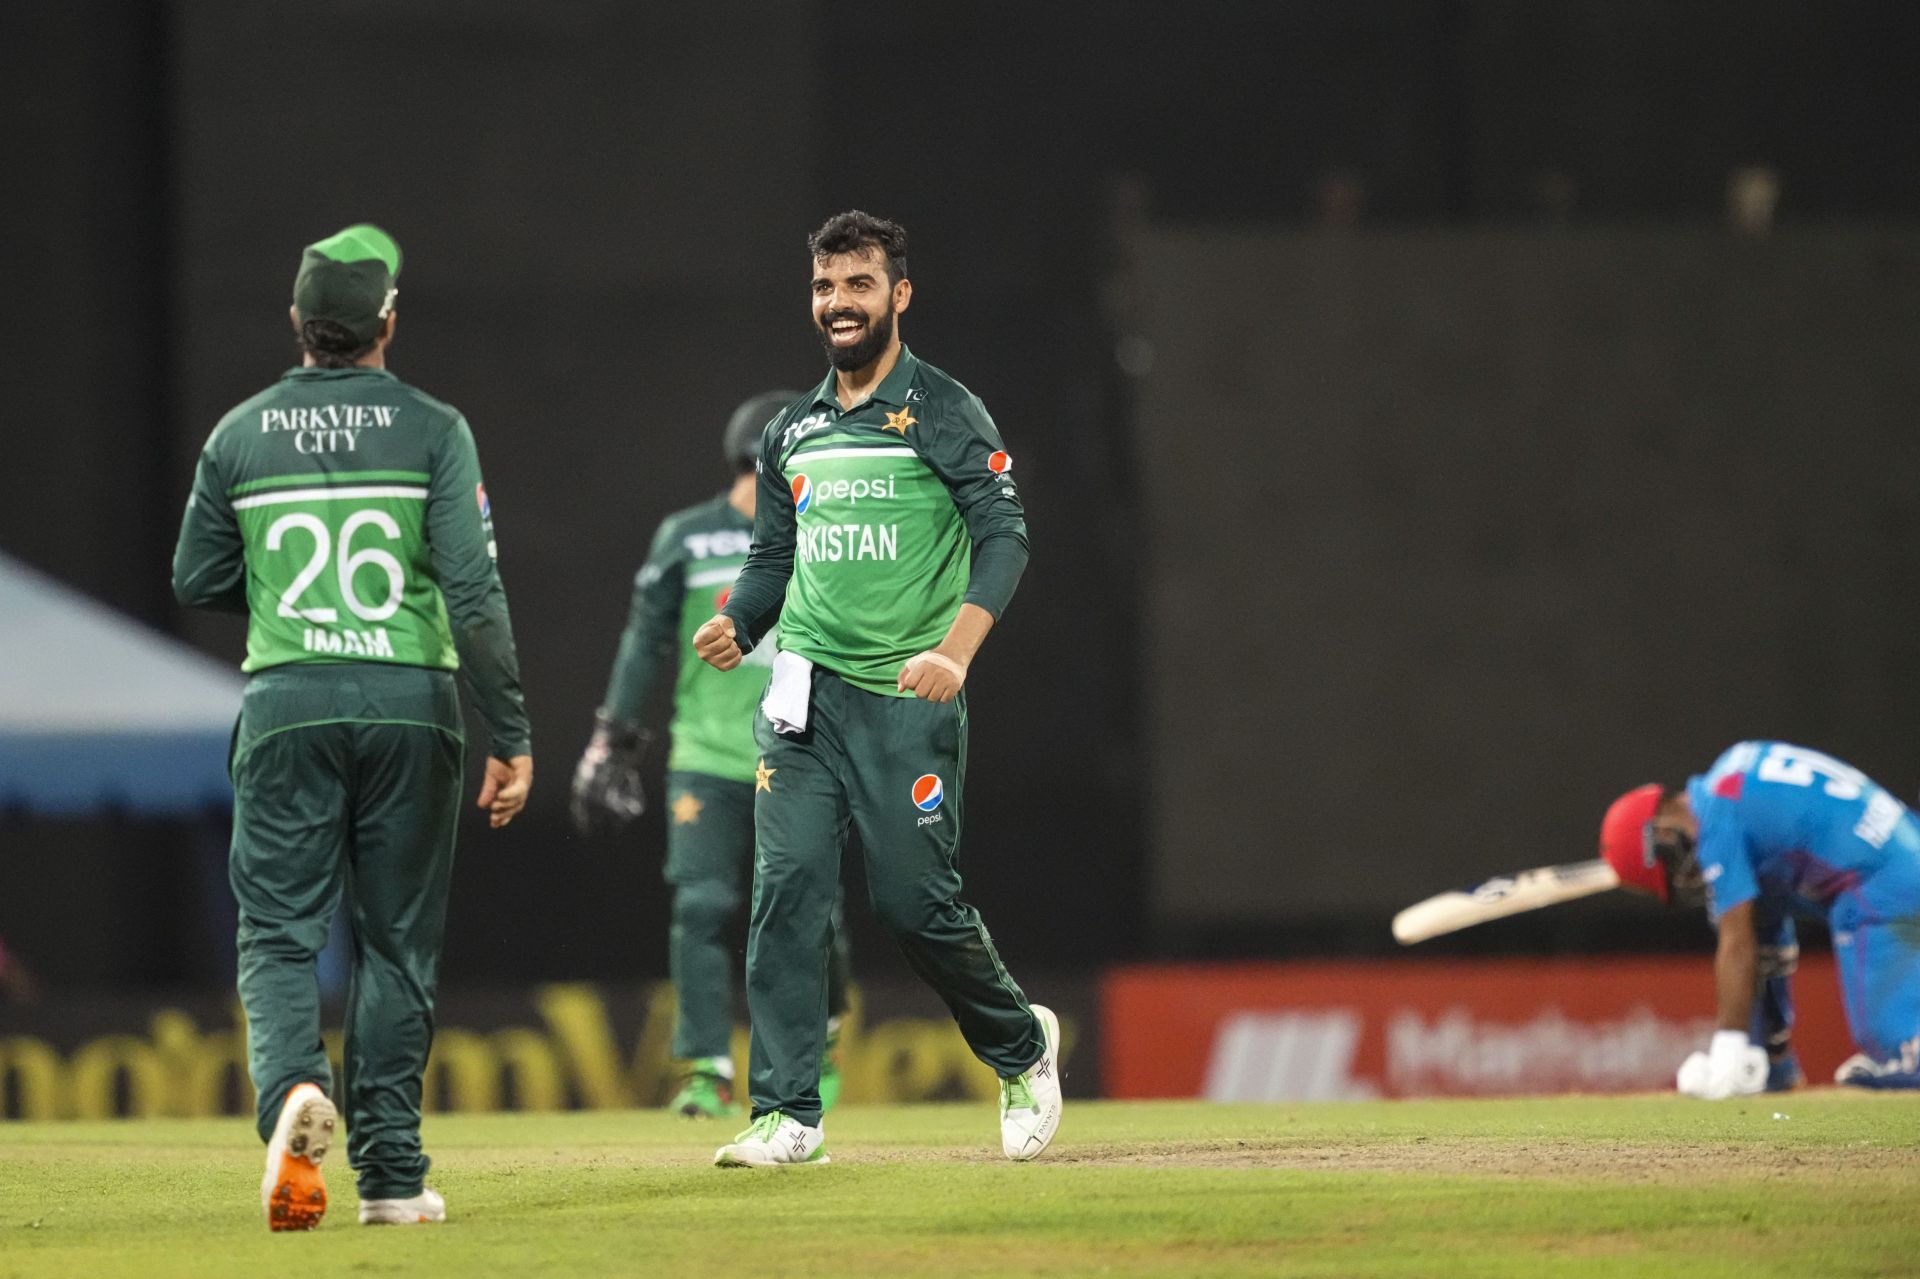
[1391,859,1621,945]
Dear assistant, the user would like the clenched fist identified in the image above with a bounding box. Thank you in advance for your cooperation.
[693,614,743,671]
[898,649,967,703]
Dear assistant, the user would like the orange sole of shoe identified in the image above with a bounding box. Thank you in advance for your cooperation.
[266,1151,328,1231]
[265,1093,334,1234]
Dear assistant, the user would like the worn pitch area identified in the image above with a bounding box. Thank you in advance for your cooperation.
[891,1090,1915,1179]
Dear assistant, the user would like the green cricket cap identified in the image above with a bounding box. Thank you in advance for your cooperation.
[291,224,402,345]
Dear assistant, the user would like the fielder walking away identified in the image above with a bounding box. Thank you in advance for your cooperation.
[174,224,532,1228]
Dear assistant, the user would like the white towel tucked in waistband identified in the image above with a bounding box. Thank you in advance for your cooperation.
[761,651,814,735]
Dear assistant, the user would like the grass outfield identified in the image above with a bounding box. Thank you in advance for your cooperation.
[2,1095,1916,1277]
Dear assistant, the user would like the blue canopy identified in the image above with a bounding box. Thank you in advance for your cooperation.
[0,553,244,817]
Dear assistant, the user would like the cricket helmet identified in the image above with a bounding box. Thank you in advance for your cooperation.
[1599,783,1669,901]
[724,390,801,470]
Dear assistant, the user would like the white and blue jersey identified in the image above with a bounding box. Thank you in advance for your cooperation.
[1689,741,1920,1060]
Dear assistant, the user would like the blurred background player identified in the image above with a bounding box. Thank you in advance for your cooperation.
[571,391,853,1118]
[694,211,1060,1168]
[0,936,38,1006]
[1600,740,1920,1100]
[173,225,533,1228]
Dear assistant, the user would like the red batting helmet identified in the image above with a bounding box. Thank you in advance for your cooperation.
[1599,783,1669,901]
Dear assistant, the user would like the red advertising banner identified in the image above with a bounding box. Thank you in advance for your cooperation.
[1102,956,1854,1099]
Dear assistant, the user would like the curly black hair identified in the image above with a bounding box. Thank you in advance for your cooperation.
[807,210,908,285]
[297,317,376,369]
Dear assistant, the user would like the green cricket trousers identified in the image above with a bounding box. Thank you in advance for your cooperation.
[664,771,852,1062]
[229,663,463,1200]
[746,667,1043,1126]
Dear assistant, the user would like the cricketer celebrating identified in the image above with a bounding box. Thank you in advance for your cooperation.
[693,211,1061,1167]
[570,390,854,1119]
[173,225,532,1229]
[1601,740,1920,1099]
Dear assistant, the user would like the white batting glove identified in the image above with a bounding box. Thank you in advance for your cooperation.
[1677,1030,1768,1100]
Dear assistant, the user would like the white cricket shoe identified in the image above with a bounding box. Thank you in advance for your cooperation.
[1000,1004,1063,1161]
[262,1082,336,1232]
[1834,1041,1920,1089]
[359,1187,447,1225]
[713,1110,830,1167]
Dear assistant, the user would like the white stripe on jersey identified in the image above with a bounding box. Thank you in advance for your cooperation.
[232,485,429,509]
[685,565,742,589]
[786,446,918,463]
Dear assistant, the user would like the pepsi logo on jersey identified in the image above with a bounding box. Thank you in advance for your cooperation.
[913,774,945,827]
[789,473,897,513]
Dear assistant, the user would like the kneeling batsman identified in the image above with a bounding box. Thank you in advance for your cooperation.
[1600,741,1920,1100]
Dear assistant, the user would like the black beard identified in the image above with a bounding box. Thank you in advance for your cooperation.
[819,306,894,372]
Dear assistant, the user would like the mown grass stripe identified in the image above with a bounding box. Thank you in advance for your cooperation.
[1,1099,1916,1277]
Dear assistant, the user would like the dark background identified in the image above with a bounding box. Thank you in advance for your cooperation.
[1131,226,1920,949]
[4,0,1917,987]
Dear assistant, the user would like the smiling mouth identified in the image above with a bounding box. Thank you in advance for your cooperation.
[825,313,867,346]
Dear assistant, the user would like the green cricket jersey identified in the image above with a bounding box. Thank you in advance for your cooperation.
[720,347,1028,696]
[601,494,772,782]
[172,366,530,756]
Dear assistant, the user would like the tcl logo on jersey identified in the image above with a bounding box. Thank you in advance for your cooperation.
[788,473,897,512]
[684,529,751,559]
[987,451,1012,475]
[913,774,945,827]
[780,413,830,450]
